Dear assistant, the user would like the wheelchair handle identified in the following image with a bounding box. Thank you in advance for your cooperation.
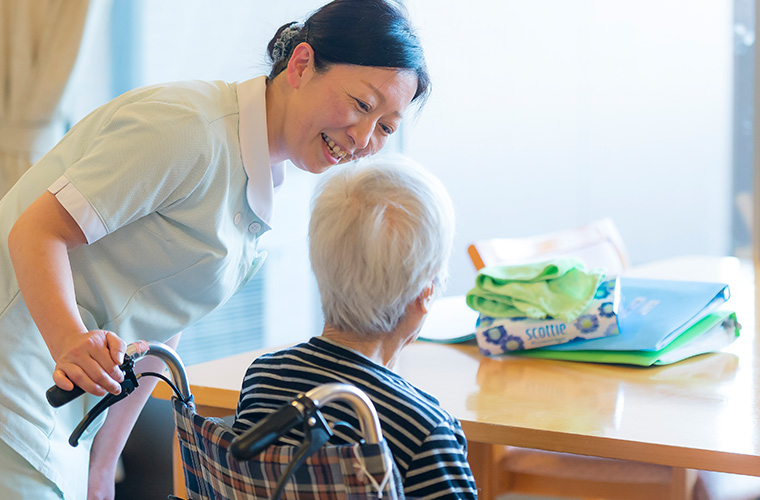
[46,341,191,407]
[46,342,149,408]
[141,341,192,402]
[230,383,382,460]
[305,384,381,444]
[229,400,305,459]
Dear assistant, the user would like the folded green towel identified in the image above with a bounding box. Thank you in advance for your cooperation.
[466,258,605,321]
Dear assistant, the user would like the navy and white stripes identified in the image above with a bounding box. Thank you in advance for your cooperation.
[233,337,478,499]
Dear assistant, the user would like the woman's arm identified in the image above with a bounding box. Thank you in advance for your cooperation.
[7,191,125,396]
[87,333,181,500]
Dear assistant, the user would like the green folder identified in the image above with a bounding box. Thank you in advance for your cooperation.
[511,310,740,366]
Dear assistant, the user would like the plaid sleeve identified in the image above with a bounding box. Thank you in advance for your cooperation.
[402,421,478,499]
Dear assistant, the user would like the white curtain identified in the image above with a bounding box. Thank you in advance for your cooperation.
[0,0,91,198]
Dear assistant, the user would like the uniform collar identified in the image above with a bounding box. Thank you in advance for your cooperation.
[237,76,285,227]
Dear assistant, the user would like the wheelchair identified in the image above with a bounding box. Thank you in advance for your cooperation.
[47,341,404,500]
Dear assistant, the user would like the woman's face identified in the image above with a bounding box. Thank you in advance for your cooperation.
[283,55,418,174]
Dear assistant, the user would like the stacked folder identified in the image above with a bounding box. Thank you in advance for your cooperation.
[419,267,740,367]
[512,278,739,366]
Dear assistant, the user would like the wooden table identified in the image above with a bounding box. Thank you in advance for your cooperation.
[153,255,760,497]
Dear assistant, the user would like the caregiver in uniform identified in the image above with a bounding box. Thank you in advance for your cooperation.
[0,0,431,498]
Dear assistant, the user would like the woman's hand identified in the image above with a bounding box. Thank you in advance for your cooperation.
[52,329,126,396]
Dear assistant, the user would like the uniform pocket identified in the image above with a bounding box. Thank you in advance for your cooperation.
[236,251,267,294]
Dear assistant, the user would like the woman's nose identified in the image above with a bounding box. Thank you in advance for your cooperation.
[348,119,375,150]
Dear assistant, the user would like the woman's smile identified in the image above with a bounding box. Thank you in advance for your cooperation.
[321,133,347,162]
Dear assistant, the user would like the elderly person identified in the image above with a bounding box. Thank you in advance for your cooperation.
[233,157,478,499]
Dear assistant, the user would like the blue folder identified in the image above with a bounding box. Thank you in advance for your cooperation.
[539,277,730,352]
[514,310,739,366]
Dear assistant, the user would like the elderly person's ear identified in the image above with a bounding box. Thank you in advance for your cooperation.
[417,281,436,314]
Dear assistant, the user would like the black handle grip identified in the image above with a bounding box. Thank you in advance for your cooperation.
[230,403,304,460]
[46,385,85,408]
[46,353,137,408]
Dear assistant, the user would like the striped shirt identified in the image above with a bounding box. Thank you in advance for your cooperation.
[233,337,478,499]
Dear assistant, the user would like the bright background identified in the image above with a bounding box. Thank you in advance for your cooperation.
[56,0,750,363]
[51,1,752,498]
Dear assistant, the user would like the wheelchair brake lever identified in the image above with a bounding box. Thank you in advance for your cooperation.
[271,408,333,500]
[67,360,140,447]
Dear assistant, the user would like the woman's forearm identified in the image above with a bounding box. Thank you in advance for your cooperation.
[8,192,125,396]
[8,191,89,354]
[88,334,181,499]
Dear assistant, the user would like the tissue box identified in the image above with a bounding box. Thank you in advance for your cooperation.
[476,278,620,354]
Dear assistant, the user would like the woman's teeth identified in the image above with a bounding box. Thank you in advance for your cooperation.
[322,133,347,160]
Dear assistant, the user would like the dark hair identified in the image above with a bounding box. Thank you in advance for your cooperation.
[267,0,430,106]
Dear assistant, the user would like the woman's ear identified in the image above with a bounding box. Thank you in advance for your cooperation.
[286,42,315,89]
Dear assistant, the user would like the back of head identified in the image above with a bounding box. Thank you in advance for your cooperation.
[309,156,455,336]
[267,0,430,105]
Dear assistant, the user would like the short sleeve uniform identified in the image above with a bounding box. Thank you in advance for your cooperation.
[0,77,278,499]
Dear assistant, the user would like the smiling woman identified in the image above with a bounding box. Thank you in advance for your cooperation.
[263,0,429,172]
[0,0,431,498]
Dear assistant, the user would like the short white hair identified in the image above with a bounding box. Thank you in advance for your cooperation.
[309,155,455,335]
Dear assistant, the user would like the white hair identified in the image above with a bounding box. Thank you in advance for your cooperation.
[308,155,455,335]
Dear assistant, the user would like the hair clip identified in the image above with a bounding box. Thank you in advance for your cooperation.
[272,24,303,62]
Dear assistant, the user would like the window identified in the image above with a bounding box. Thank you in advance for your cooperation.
[403,0,744,294]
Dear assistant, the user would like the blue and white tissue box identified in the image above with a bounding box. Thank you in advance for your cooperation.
[476,278,620,354]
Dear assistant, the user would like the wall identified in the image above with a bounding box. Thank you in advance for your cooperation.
[64,0,736,299]
[403,0,734,294]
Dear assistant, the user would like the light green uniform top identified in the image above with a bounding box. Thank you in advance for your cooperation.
[0,76,277,498]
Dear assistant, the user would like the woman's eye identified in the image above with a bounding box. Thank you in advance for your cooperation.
[380,124,393,135]
[354,98,371,112]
